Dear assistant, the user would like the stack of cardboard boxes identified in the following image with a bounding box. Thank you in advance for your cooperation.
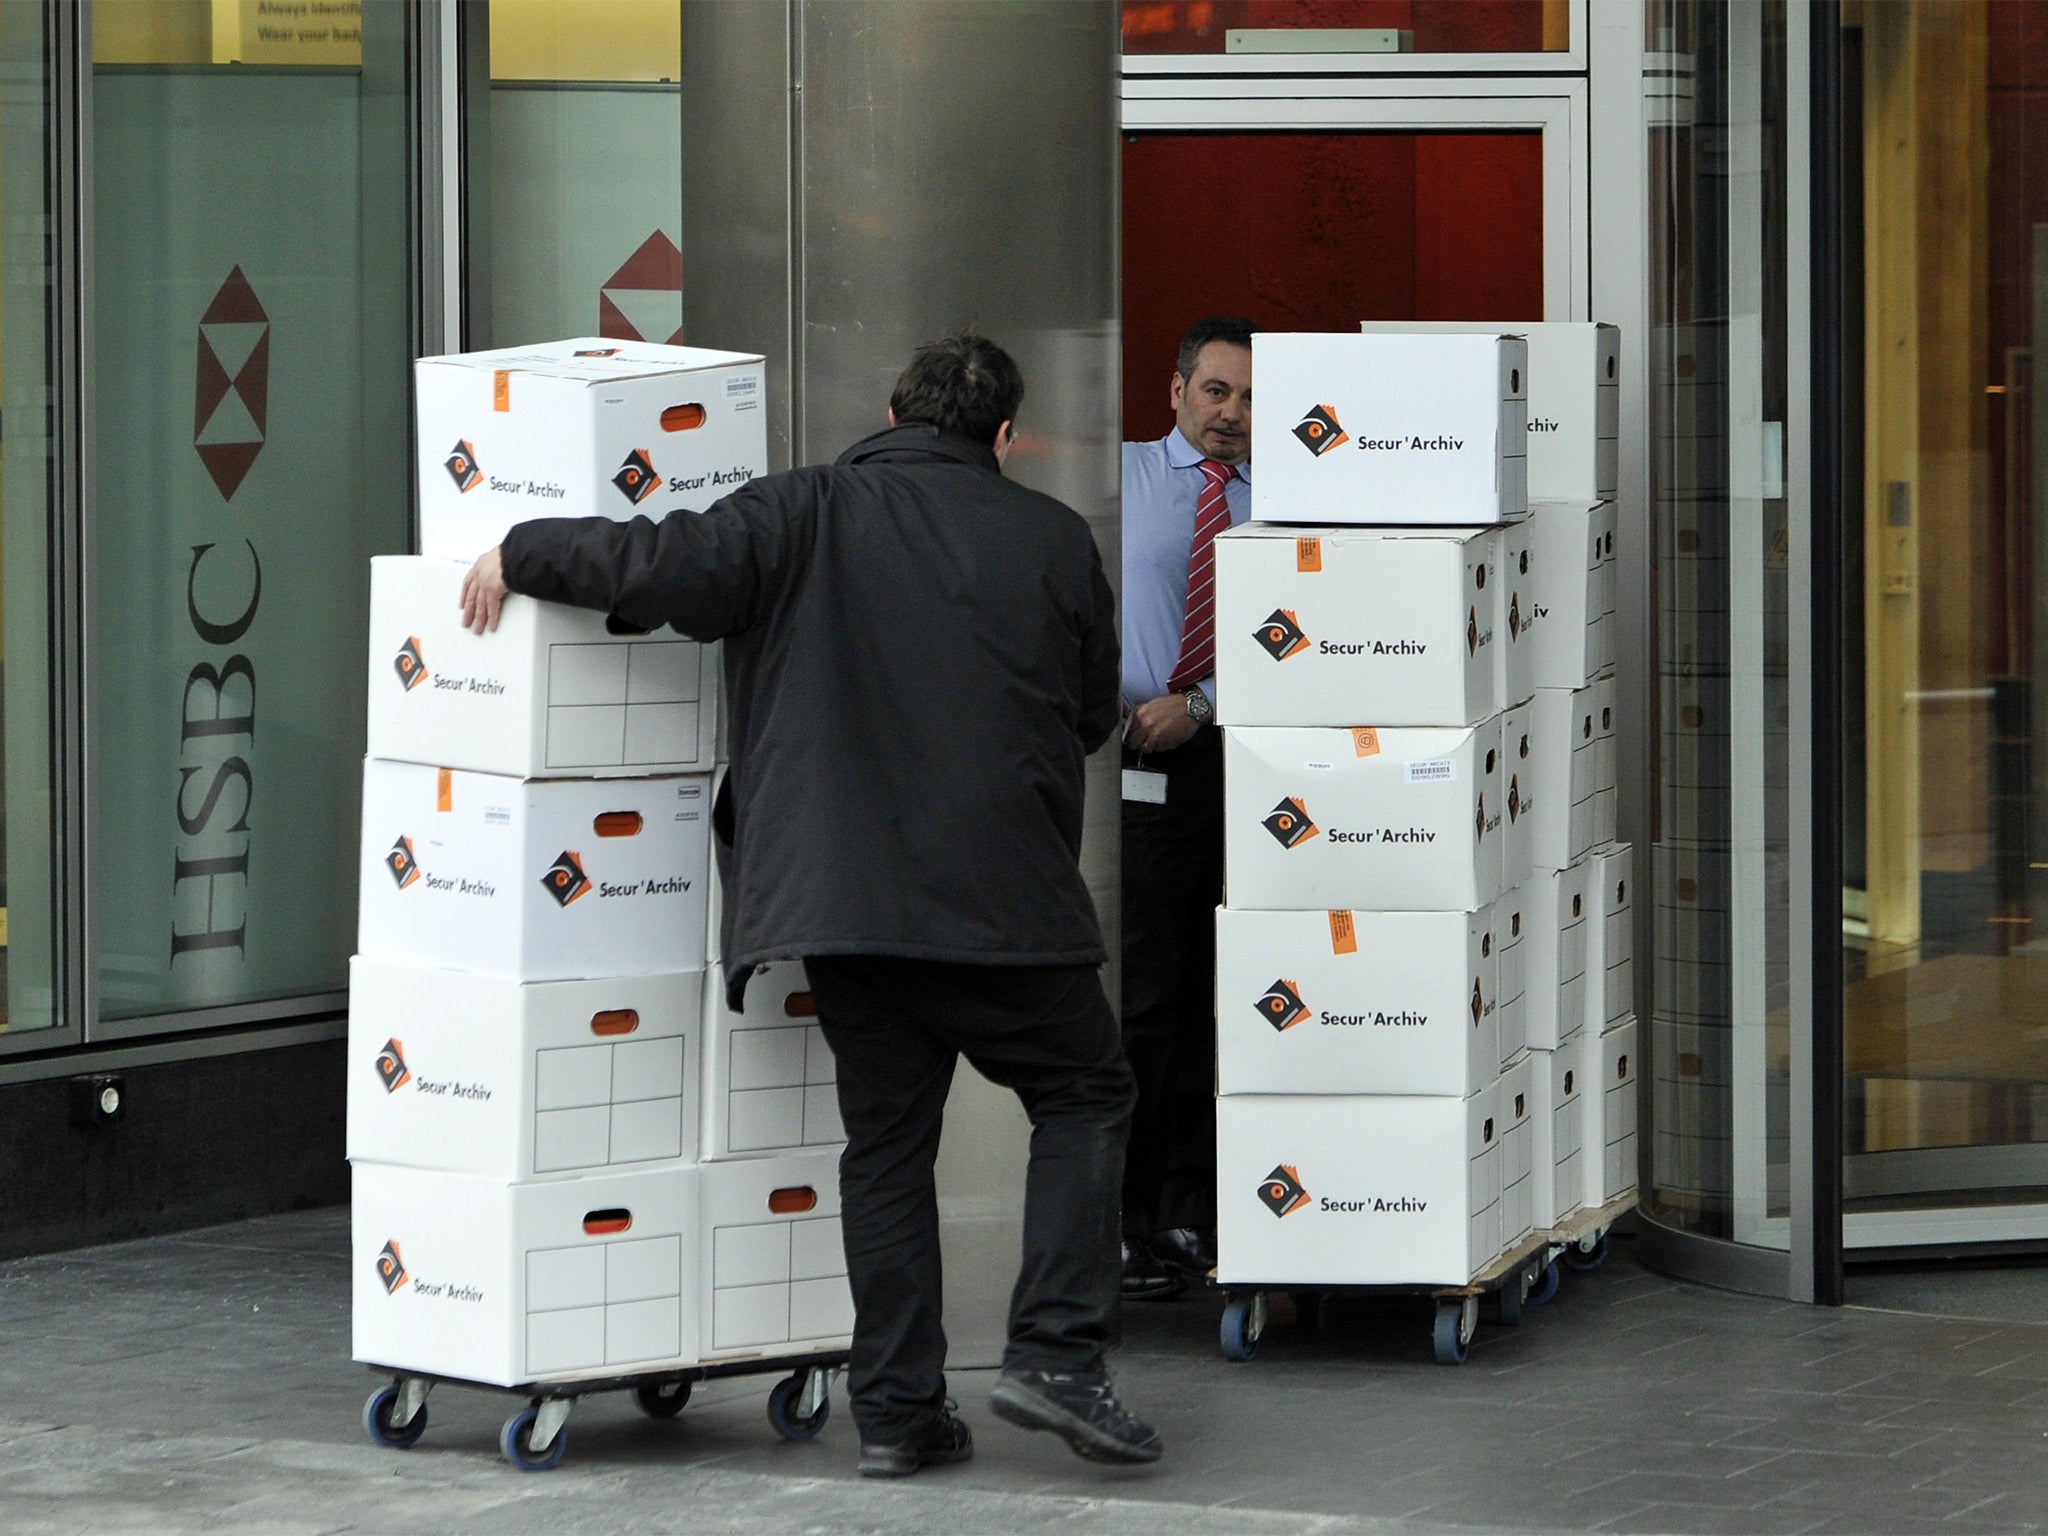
[1211,325,1637,1293]
[348,340,855,1390]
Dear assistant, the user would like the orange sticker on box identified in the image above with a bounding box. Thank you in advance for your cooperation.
[493,370,511,412]
[1296,536,1322,573]
[1351,728,1380,758]
[436,767,453,812]
[1328,910,1357,955]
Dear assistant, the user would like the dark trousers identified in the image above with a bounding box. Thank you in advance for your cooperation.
[1119,727,1224,1237]
[805,955,1136,1441]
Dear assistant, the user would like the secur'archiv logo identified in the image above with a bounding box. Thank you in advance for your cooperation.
[612,448,661,505]
[386,836,421,890]
[375,1240,408,1294]
[445,440,483,493]
[1256,979,1311,1033]
[374,1039,412,1094]
[1292,405,1349,457]
[394,637,428,692]
[1258,1164,1312,1218]
[1263,797,1319,850]
[1253,609,1310,662]
[541,850,592,906]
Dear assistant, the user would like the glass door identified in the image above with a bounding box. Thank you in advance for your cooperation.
[1837,0,2048,1247]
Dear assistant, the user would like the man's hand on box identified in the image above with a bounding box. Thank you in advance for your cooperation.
[1126,693,1201,754]
[460,547,509,635]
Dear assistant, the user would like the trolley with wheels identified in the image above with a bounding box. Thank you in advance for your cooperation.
[1214,1191,1636,1366]
[361,1347,849,1471]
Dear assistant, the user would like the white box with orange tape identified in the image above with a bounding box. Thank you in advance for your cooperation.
[1210,523,1500,727]
[415,338,768,562]
[701,962,845,1161]
[356,759,711,980]
[1251,332,1528,527]
[366,556,719,779]
[346,958,702,1180]
[1216,1087,1502,1286]
[351,1160,703,1387]
[1212,905,1498,1097]
[1222,724,1504,913]
[698,1149,855,1359]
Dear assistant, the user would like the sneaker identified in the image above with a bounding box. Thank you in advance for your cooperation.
[988,1368,1163,1465]
[1120,1236,1183,1301]
[857,1404,974,1479]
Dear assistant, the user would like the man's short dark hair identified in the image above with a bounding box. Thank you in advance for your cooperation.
[890,333,1026,445]
[1176,317,1260,382]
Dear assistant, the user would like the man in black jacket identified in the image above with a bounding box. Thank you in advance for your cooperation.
[460,335,1159,1476]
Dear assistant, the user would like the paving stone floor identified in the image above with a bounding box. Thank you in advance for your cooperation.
[6,1208,2048,1534]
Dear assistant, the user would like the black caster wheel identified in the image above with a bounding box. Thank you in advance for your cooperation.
[1526,1259,1562,1306]
[1563,1230,1611,1272]
[634,1380,692,1418]
[767,1373,830,1440]
[1492,1269,1526,1327]
[1219,1297,1260,1362]
[362,1384,427,1450]
[1432,1296,1478,1365]
[500,1406,569,1472]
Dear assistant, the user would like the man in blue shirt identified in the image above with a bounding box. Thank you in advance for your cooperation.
[1119,316,1255,1298]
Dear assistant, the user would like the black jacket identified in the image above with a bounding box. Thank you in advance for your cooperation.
[501,423,1121,1007]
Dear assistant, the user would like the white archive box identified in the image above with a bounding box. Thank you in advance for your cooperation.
[367,556,719,778]
[1223,724,1503,913]
[1498,1054,1537,1249]
[1525,860,1590,1051]
[1583,1018,1640,1211]
[1212,523,1499,727]
[416,339,768,561]
[1358,321,1619,501]
[1594,675,1619,843]
[702,962,844,1160]
[1493,886,1529,1068]
[1213,905,1498,1097]
[346,959,701,1179]
[1513,502,1617,691]
[351,1160,701,1387]
[1499,700,1535,893]
[1585,842,1634,1034]
[1529,1041,1584,1229]
[699,1149,855,1358]
[1498,525,1536,708]
[1527,686,1600,871]
[1216,1089,1501,1287]
[1251,332,1528,526]
[358,760,712,980]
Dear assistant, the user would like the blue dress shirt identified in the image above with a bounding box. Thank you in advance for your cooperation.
[1121,428,1252,709]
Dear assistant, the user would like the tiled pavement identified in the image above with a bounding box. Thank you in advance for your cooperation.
[5,1209,2048,1534]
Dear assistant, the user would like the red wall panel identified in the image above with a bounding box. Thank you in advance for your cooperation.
[1121,131,1544,439]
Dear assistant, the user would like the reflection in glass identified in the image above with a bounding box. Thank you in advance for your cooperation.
[1121,0,1569,55]
[1840,0,2048,1217]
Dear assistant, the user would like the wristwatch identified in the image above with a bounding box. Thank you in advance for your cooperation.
[1183,688,1215,726]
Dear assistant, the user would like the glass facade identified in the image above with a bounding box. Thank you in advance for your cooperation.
[1120,0,1570,56]
[85,2,410,1030]
[1,0,58,1035]
[1838,1,2048,1222]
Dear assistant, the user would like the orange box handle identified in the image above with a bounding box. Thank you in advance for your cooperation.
[583,1209,632,1236]
[661,403,707,432]
[768,1186,817,1215]
[591,1009,639,1037]
[783,990,818,1019]
[594,811,644,837]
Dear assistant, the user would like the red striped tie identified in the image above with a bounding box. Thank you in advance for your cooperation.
[1166,459,1235,694]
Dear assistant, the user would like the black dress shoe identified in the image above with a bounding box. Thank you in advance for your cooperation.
[1121,1236,1183,1301]
[1150,1226,1216,1280]
[989,1368,1164,1464]
[858,1404,974,1478]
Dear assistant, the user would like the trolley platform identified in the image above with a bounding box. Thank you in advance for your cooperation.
[1215,1191,1637,1365]
[360,1347,849,1471]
